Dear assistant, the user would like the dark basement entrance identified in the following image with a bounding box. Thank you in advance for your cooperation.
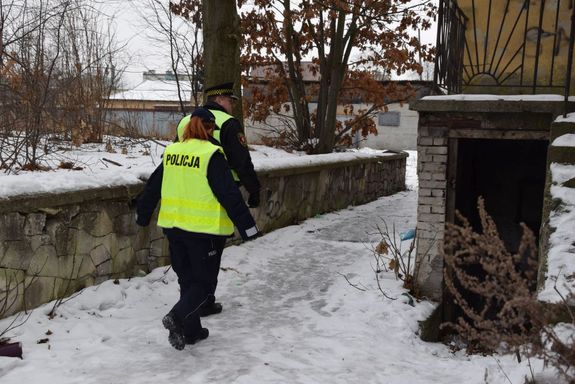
[441,138,549,332]
[453,138,548,251]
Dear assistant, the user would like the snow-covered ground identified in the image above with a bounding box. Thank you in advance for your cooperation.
[0,151,556,384]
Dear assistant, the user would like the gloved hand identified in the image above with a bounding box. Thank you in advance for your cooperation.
[247,190,260,208]
[245,232,262,242]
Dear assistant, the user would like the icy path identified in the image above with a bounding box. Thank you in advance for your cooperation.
[0,186,538,383]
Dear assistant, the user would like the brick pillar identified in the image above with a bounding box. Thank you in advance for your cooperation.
[415,122,449,301]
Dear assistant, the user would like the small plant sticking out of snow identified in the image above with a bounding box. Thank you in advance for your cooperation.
[371,222,429,299]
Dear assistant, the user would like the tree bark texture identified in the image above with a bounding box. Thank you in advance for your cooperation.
[202,0,243,124]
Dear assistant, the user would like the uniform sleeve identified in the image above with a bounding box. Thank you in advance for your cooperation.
[136,163,163,226]
[219,118,261,195]
[207,151,259,240]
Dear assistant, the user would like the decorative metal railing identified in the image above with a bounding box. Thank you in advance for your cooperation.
[434,0,468,94]
[435,0,575,105]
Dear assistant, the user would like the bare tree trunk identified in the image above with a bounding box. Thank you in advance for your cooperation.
[202,0,243,123]
[282,0,311,147]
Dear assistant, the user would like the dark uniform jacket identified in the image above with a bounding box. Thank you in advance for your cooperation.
[136,148,258,241]
[205,101,261,196]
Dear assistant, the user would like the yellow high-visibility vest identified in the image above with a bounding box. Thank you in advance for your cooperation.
[157,139,234,236]
[209,109,239,182]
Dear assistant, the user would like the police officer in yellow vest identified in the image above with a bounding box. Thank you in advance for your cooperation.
[137,107,260,351]
[177,82,260,207]
[176,82,261,317]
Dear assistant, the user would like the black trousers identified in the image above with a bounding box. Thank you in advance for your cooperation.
[163,228,226,336]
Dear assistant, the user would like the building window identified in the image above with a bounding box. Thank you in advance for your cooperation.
[378,111,400,126]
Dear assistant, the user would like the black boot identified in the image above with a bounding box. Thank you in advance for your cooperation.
[185,328,209,344]
[162,312,185,351]
[198,302,223,317]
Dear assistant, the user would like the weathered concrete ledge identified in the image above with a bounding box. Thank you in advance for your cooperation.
[411,96,575,116]
[0,152,407,317]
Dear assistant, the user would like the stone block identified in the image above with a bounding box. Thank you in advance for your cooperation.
[433,137,448,146]
[418,137,434,146]
[57,251,88,280]
[0,268,25,315]
[28,244,58,277]
[72,229,95,255]
[431,172,446,181]
[0,213,25,241]
[431,204,446,214]
[46,221,69,256]
[58,205,80,224]
[73,211,114,238]
[417,153,434,163]
[549,146,575,165]
[101,233,119,259]
[416,225,438,236]
[429,126,449,137]
[114,212,138,237]
[112,246,136,274]
[419,188,432,197]
[1,241,34,270]
[54,276,91,299]
[132,222,148,241]
[419,180,447,189]
[418,172,432,181]
[423,146,448,155]
[135,248,150,266]
[417,205,432,214]
[29,234,52,253]
[431,189,445,198]
[419,213,446,223]
[549,122,575,141]
[91,211,114,237]
[24,213,46,236]
[76,254,96,279]
[96,259,112,277]
[150,238,164,259]
[24,275,56,311]
[418,196,445,206]
[421,163,446,173]
[90,244,111,267]
[432,155,448,164]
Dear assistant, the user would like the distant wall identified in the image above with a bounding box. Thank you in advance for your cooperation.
[246,103,419,151]
[0,152,407,318]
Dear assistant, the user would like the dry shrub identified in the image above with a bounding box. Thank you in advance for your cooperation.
[442,197,574,382]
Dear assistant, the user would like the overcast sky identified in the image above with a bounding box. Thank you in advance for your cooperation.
[100,0,438,88]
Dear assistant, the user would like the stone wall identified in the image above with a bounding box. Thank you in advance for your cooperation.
[0,152,407,318]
